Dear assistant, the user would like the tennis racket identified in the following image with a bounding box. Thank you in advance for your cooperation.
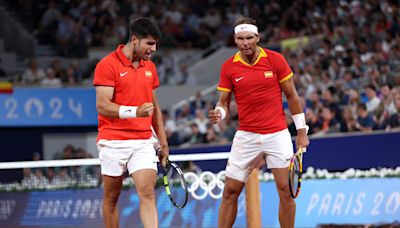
[152,129,188,209]
[288,147,304,199]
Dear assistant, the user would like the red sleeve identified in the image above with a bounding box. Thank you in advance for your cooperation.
[93,59,115,87]
[217,62,232,92]
[271,51,293,83]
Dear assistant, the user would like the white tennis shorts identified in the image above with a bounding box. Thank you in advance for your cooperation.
[97,139,158,176]
[226,129,294,183]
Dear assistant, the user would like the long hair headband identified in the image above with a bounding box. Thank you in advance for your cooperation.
[234,24,258,34]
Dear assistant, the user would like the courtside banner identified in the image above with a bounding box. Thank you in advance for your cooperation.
[0,88,97,126]
[262,178,400,227]
[297,178,400,226]
[0,178,398,227]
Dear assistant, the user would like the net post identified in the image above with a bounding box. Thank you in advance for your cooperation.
[245,168,262,228]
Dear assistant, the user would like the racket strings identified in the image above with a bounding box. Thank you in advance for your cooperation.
[164,164,187,208]
[289,157,301,196]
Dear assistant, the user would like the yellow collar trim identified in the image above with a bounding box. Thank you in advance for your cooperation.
[233,47,267,66]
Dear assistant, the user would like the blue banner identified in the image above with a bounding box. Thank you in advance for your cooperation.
[295,178,400,226]
[0,88,97,126]
[0,178,399,227]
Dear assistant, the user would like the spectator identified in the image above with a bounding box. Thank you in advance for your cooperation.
[387,95,400,129]
[193,109,209,134]
[340,107,358,132]
[184,123,205,145]
[39,1,61,30]
[21,59,46,84]
[56,13,75,56]
[305,108,321,135]
[319,106,339,133]
[180,161,202,174]
[356,103,375,132]
[162,110,180,146]
[190,91,206,114]
[364,84,382,114]
[62,144,75,159]
[65,65,77,86]
[204,123,219,144]
[50,59,65,80]
[41,68,62,88]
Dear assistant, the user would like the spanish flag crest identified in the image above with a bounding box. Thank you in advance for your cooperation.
[264,71,273,78]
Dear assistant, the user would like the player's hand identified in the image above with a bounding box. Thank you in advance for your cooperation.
[137,103,154,117]
[157,146,169,167]
[208,109,221,124]
[296,127,310,151]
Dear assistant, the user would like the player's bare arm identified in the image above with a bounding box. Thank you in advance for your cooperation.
[280,78,310,149]
[95,86,154,118]
[209,91,231,124]
[151,90,169,165]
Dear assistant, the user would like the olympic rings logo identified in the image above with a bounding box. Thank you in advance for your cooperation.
[184,171,225,200]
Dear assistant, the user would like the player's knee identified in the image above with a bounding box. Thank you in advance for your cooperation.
[137,185,155,201]
[104,189,121,205]
[276,183,292,199]
[222,185,241,200]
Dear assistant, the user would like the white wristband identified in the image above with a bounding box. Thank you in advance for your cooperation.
[119,105,138,119]
[292,113,307,130]
[215,107,226,120]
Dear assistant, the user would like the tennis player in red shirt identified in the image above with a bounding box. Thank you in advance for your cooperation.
[209,16,310,228]
[93,17,169,228]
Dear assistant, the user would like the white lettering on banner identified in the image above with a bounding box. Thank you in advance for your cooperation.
[371,192,384,215]
[25,98,44,117]
[50,98,63,119]
[385,192,400,214]
[0,200,16,220]
[306,192,400,217]
[344,193,354,214]
[69,98,82,117]
[353,192,365,215]
[3,97,84,120]
[331,193,345,215]
[370,192,400,215]
[5,98,18,119]
[306,194,319,215]
[36,199,102,219]
[307,192,367,216]
[319,193,332,215]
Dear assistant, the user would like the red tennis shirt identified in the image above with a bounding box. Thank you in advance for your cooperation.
[217,47,293,134]
[93,45,159,140]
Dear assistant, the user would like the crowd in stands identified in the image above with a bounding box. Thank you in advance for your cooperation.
[9,0,389,55]
[20,145,101,189]
[162,0,400,146]
[2,0,400,146]
[18,58,97,87]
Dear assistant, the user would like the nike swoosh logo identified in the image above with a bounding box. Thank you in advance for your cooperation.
[286,158,292,161]
[235,77,244,82]
[124,110,131,113]
[120,72,128,77]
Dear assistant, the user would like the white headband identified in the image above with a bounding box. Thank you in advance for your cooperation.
[234,24,258,34]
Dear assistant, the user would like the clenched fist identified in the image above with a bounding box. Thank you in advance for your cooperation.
[137,103,154,117]
[208,109,222,124]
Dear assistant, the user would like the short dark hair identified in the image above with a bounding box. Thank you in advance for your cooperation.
[357,103,367,111]
[365,84,376,91]
[129,17,161,40]
[233,16,257,28]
